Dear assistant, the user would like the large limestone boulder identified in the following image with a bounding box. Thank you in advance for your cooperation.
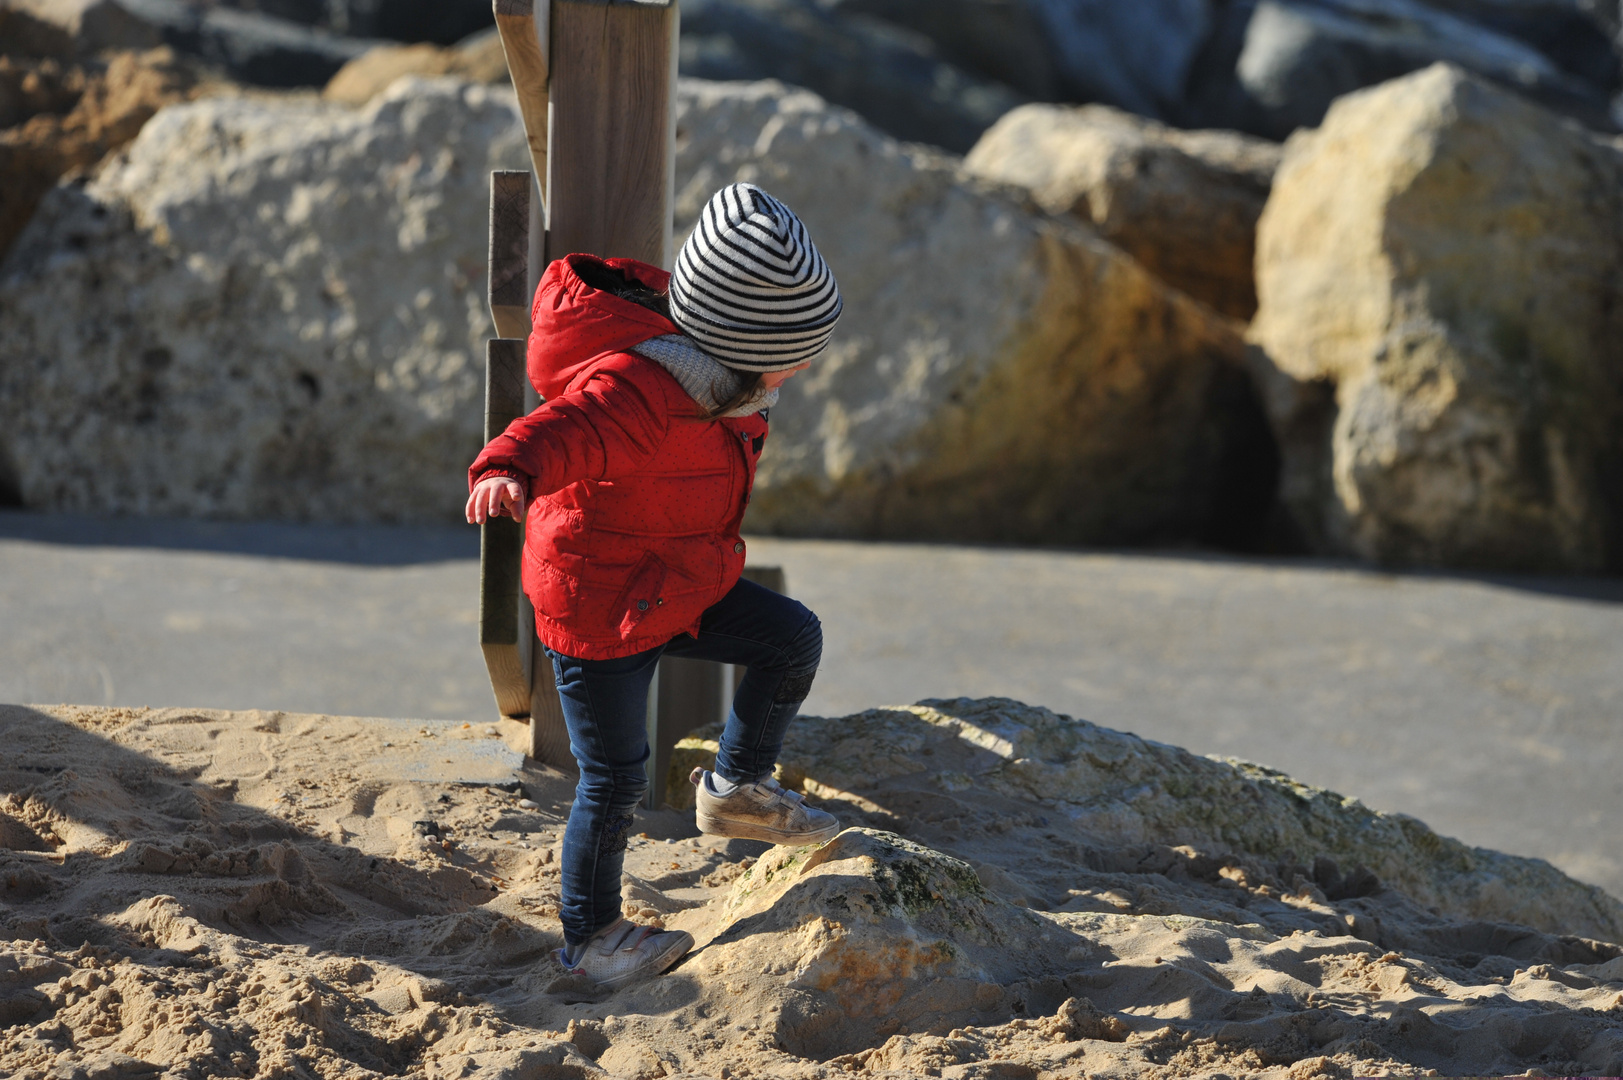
[1249,63,1623,573]
[0,78,528,522]
[2,77,1276,545]
[679,80,1279,548]
[964,102,1282,319]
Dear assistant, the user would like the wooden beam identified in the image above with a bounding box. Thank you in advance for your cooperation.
[548,0,678,268]
[478,338,531,720]
[528,621,572,765]
[488,170,533,340]
[493,0,551,202]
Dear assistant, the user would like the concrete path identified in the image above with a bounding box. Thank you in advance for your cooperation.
[3,510,1620,899]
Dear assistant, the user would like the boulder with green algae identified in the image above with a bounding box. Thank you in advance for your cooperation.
[689,827,1084,1058]
[748,697,1623,944]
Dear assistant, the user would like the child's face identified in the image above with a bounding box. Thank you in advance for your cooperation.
[760,362,811,389]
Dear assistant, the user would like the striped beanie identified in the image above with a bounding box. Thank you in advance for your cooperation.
[669,183,842,372]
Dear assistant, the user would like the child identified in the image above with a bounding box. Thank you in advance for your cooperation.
[465,184,843,990]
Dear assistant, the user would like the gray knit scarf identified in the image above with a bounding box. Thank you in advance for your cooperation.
[630,334,779,419]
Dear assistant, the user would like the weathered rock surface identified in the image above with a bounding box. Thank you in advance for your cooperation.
[2,77,1279,545]
[679,0,1026,153]
[323,28,508,106]
[678,80,1280,548]
[1249,63,1623,572]
[769,698,1623,944]
[0,47,206,260]
[666,696,1623,1074]
[0,78,528,522]
[965,101,1282,319]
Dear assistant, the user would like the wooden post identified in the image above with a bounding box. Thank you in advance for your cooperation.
[548,0,679,269]
[478,338,531,721]
[491,0,680,774]
[488,171,532,341]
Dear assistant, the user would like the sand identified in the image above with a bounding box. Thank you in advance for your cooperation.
[2,698,1621,1079]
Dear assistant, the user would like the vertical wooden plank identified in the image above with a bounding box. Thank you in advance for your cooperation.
[488,170,533,340]
[479,338,531,720]
[646,657,722,809]
[741,565,786,595]
[548,0,677,268]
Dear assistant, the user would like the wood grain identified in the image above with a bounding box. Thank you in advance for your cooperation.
[548,0,677,267]
[647,656,723,808]
[478,339,530,719]
[493,0,551,200]
[528,624,572,766]
[488,170,532,340]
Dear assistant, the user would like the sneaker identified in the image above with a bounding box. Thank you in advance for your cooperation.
[690,768,841,845]
[554,918,694,990]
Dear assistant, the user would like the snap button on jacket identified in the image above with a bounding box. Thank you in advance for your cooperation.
[468,254,767,660]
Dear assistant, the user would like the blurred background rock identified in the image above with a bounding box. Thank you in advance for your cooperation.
[3,0,1621,574]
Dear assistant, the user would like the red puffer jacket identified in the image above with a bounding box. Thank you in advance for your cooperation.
[468,254,768,660]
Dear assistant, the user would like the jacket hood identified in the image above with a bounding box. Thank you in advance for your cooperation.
[527,254,676,401]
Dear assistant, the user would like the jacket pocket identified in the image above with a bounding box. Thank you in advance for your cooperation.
[613,551,668,637]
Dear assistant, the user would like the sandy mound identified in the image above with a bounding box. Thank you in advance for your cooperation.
[2,699,1620,1078]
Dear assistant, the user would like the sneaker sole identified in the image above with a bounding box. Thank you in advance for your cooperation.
[594,930,695,992]
[694,812,840,846]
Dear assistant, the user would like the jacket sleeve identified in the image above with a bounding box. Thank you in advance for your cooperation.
[468,360,672,495]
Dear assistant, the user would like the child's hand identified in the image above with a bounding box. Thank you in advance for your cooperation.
[466,476,526,524]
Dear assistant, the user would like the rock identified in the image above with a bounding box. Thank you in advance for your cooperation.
[679,0,1026,152]
[323,27,508,106]
[1424,0,1622,91]
[0,0,163,59]
[677,79,1280,548]
[0,47,204,260]
[964,102,1282,319]
[1248,63,1623,573]
[119,0,374,87]
[694,828,1066,1058]
[1231,0,1614,139]
[0,78,528,522]
[1,76,1277,543]
[824,0,1063,100]
[773,698,1623,944]
[1023,0,1215,119]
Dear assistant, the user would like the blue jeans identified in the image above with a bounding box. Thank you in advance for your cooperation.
[548,577,823,945]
